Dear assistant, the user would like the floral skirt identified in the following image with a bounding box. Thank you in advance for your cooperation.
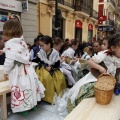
[8,64,45,113]
[36,66,66,104]
[67,82,95,113]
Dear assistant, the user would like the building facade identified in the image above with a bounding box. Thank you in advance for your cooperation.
[98,0,120,38]
[38,0,98,42]
[0,0,38,44]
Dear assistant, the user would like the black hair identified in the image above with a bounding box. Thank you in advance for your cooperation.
[37,33,44,41]
[40,35,53,48]
[108,34,120,49]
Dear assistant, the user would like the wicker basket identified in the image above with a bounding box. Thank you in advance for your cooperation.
[94,74,116,105]
[79,59,88,70]
[65,57,72,64]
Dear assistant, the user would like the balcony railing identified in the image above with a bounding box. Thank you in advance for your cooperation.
[74,4,91,15]
[48,0,73,8]
[118,0,120,7]
[106,19,114,26]
[90,9,98,19]
[107,0,116,7]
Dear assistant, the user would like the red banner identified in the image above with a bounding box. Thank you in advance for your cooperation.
[88,23,93,30]
[75,20,82,29]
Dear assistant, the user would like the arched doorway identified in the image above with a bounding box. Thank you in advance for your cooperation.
[52,15,64,39]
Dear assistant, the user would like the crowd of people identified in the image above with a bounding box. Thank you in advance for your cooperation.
[0,18,120,117]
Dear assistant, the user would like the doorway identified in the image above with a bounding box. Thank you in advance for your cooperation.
[75,28,82,43]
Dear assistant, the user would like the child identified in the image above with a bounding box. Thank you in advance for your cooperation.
[53,37,76,87]
[36,36,66,104]
[66,34,120,112]
[61,39,81,81]
[2,19,45,114]
[81,46,93,60]
[101,37,109,51]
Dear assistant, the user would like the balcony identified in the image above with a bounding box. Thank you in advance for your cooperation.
[90,9,98,20]
[106,19,114,26]
[107,0,116,10]
[74,4,90,15]
[117,0,120,9]
[48,0,74,12]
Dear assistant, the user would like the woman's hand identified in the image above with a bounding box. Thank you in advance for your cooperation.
[0,50,3,55]
[4,74,8,80]
[71,58,79,63]
[45,66,51,72]
[60,57,65,63]
[99,66,107,74]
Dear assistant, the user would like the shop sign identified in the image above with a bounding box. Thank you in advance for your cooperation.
[98,26,114,31]
[88,24,93,30]
[22,0,28,12]
[0,0,22,12]
[75,20,82,29]
[98,15,107,21]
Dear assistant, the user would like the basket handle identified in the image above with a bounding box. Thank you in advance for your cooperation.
[98,73,116,84]
[98,73,111,79]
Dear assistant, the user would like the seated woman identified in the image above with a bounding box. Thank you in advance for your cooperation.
[36,35,66,104]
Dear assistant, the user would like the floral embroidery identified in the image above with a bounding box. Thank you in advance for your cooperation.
[11,86,25,107]
[36,86,40,94]
[11,86,32,108]
[19,51,22,54]
[7,48,11,50]
[20,42,22,45]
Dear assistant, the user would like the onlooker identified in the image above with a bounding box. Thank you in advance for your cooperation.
[93,41,102,55]
[30,33,44,61]
[0,32,5,65]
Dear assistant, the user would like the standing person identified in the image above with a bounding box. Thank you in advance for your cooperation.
[30,34,44,61]
[66,34,120,112]
[93,40,102,55]
[2,19,45,114]
[36,35,66,104]
[0,32,5,65]
[53,37,76,87]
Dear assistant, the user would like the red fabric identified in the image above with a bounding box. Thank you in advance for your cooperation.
[98,4,104,20]
[99,0,104,2]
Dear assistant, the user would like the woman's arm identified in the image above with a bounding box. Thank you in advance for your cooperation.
[88,58,106,73]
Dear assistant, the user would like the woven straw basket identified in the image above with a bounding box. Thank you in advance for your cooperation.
[79,59,88,70]
[94,74,116,105]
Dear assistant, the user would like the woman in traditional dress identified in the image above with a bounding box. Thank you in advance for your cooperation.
[36,36,66,104]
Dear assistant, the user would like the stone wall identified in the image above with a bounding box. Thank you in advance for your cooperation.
[20,0,38,44]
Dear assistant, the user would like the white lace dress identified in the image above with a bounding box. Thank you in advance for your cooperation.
[3,37,45,113]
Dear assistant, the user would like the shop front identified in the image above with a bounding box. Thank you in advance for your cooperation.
[0,0,22,33]
[97,25,115,39]
[75,20,82,43]
[0,0,39,44]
